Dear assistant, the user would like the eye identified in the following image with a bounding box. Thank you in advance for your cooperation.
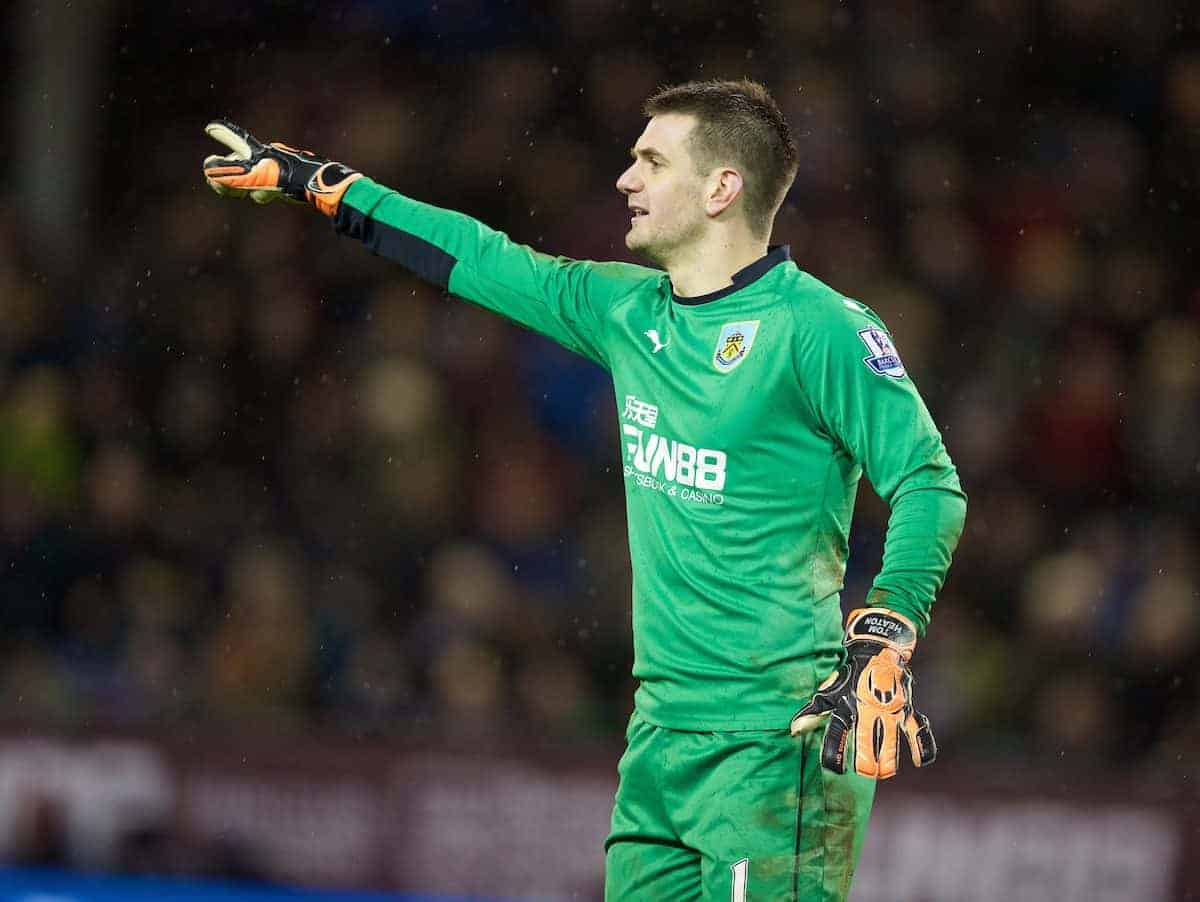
[648,159,662,171]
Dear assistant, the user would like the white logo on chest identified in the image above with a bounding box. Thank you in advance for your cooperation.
[643,329,670,353]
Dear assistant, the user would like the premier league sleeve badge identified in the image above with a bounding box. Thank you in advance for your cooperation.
[857,327,907,378]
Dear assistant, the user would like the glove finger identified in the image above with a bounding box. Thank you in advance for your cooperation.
[791,665,841,730]
[249,188,284,205]
[203,153,249,171]
[876,714,901,780]
[853,710,880,779]
[790,707,828,736]
[207,182,249,199]
[902,707,937,768]
[819,712,851,774]
[791,664,848,735]
[203,156,253,197]
[791,691,837,736]
[204,120,263,160]
[204,165,250,199]
[205,157,282,193]
[204,165,251,180]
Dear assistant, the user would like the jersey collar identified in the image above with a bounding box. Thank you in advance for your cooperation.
[671,245,792,306]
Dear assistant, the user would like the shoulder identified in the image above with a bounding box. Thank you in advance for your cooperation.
[781,268,908,378]
[554,256,662,285]
[779,267,890,333]
[584,259,664,283]
[592,260,666,298]
[554,257,665,309]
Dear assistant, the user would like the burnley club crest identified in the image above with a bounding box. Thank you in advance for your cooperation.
[713,320,760,372]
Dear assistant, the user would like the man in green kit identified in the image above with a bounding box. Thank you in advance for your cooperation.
[202,78,965,901]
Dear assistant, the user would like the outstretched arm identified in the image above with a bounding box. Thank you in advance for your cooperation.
[202,120,660,369]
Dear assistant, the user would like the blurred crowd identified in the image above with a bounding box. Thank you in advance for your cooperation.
[2,0,1199,780]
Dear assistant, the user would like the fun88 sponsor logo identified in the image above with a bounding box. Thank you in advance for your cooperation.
[620,395,727,496]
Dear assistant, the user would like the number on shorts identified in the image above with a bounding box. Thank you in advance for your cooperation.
[730,857,748,902]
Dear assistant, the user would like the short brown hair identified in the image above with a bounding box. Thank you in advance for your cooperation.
[643,78,798,239]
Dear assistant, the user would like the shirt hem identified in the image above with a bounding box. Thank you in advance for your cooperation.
[633,706,798,733]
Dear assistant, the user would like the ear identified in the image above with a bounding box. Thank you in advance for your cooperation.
[705,167,744,218]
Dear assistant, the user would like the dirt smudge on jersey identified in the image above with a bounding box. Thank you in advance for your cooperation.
[811,533,847,600]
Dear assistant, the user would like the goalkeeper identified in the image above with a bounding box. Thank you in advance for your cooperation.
[202,79,965,901]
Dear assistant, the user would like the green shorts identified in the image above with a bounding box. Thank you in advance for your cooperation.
[605,712,876,901]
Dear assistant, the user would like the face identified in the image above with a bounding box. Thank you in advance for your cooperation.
[615,113,710,265]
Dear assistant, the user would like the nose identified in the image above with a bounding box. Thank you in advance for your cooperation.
[616,163,641,196]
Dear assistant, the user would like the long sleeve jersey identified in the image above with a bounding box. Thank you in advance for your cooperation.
[333,178,967,730]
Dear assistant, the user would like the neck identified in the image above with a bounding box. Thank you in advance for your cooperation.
[666,229,769,298]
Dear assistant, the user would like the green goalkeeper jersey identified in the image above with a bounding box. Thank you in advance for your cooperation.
[335,178,966,731]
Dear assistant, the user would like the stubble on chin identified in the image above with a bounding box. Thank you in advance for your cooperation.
[625,224,669,267]
[628,240,666,268]
[625,227,650,260]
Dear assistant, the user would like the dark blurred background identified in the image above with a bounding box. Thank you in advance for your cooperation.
[2,0,1199,899]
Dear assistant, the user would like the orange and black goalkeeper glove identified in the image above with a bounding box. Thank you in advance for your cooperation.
[790,607,936,779]
[202,119,362,217]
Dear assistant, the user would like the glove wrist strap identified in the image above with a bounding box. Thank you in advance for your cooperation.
[844,607,918,659]
[305,164,363,217]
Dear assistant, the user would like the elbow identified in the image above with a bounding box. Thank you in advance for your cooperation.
[947,488,967,552]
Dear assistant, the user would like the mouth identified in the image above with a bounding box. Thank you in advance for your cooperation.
[629,206,648,222]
